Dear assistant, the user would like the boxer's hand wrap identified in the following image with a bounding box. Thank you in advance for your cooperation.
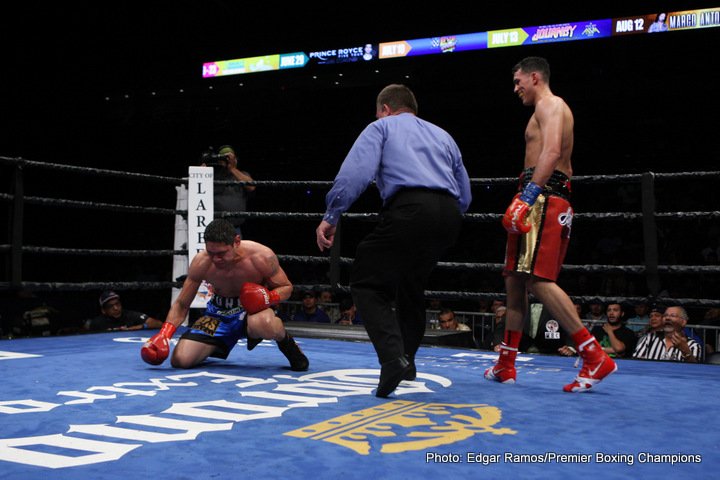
[519,181,543,206]
[502,182,542,234]
[241,282,280,315]
[141,322,176,365]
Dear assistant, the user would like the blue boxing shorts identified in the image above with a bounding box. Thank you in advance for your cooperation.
[179,295,247,359]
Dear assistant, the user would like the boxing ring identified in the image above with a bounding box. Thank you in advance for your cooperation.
[1,332,718,479]
[1,156,720,478]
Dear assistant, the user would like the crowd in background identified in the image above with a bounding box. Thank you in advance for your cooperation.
[2,281,719,366]
[2,173,718,363]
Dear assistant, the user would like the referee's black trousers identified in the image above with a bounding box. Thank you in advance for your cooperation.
[350,188,463,364]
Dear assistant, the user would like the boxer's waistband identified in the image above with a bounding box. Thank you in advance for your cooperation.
[211,295,242,310]
[519,167,572,200]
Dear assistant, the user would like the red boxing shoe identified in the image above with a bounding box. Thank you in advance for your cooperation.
[484,364,517,384]
[563,338,618,393]
[484,344,518,384]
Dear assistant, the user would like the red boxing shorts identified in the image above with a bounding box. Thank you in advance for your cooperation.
[504,193,573,281]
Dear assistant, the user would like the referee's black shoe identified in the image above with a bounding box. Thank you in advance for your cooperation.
[403,354,416,381]
[376,356,412,398]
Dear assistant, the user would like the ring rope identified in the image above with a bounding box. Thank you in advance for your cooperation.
[2,158,718,308]
[0,156,181,184]
[195,170,720,187]
[3,156,719,186]
[0,246,184,257]
[2,280,717,308]
[2,246,718,274]
[2,282,710,310]
[422,290,720,308]
[0,193,176,215]
[221,211,720,221]
[0,281,178,291]
[1,194,718,222]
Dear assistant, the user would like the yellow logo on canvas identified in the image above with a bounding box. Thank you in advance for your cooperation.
[285,400,516,455]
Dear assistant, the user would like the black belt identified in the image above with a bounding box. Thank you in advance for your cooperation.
[518,167,572,200]
[393,187,455,200]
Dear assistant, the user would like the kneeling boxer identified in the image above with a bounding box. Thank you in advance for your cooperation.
[141,218,308,371]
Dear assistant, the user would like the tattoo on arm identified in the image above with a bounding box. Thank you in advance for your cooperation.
[267,254,279,276]
[261,251,291,295]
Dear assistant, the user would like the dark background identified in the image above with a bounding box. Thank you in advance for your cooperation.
[2,2,719,331]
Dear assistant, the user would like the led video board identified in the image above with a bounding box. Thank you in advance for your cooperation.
[202,7,719,78]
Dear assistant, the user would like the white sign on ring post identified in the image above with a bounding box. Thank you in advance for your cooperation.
[187,166,214,308]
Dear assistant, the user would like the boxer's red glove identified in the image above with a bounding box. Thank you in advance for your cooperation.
[141,322,176,365]
[502,182,543,234]
[241,282,280,314]
[502,197,532,234]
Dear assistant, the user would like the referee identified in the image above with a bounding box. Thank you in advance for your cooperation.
[632,305,702,362]
[316,84,472,397]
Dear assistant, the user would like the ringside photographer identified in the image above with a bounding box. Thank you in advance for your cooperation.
[200,145,256,235]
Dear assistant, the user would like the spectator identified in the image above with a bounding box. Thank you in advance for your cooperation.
[641,304,666,335]
[291,291,331,323]
[487,306,507,351]
[486,306,533,352]
[698,307,720,354]
[477,298,507,344]
[584,299,607,328]
[318,289,340,323]
[627,301,651,336]
[573,302,583,318]
[590,302,637,358]
[490,299,505,314]
[476,298,491,314]
[438,308,471,332]
[472,300,494,349]
[633,306,701,362]
[632,304,668,359]
[202,145,256,236]
[2,289,59,337]
[85,291,162,332]
[438,308,476,349]
[337,297,363,325]
[426,298,443,329]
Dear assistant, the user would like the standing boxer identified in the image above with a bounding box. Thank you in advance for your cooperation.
[485,57,616,392]
[141,219,308,371]
[316,84,472,397]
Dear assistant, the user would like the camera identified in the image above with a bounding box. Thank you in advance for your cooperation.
[199,148,228,168]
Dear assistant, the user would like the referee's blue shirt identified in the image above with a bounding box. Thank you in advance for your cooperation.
[323,112,472,225]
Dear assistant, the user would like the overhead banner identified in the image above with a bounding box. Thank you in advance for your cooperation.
[201,7,720,78]
[488,19,611,48]
[666,8,720,29]
[613,9,720,34]
[308,43,377,65]
[379,32,487,59]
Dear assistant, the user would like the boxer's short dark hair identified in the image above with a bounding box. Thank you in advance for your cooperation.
[204,219,236,244]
